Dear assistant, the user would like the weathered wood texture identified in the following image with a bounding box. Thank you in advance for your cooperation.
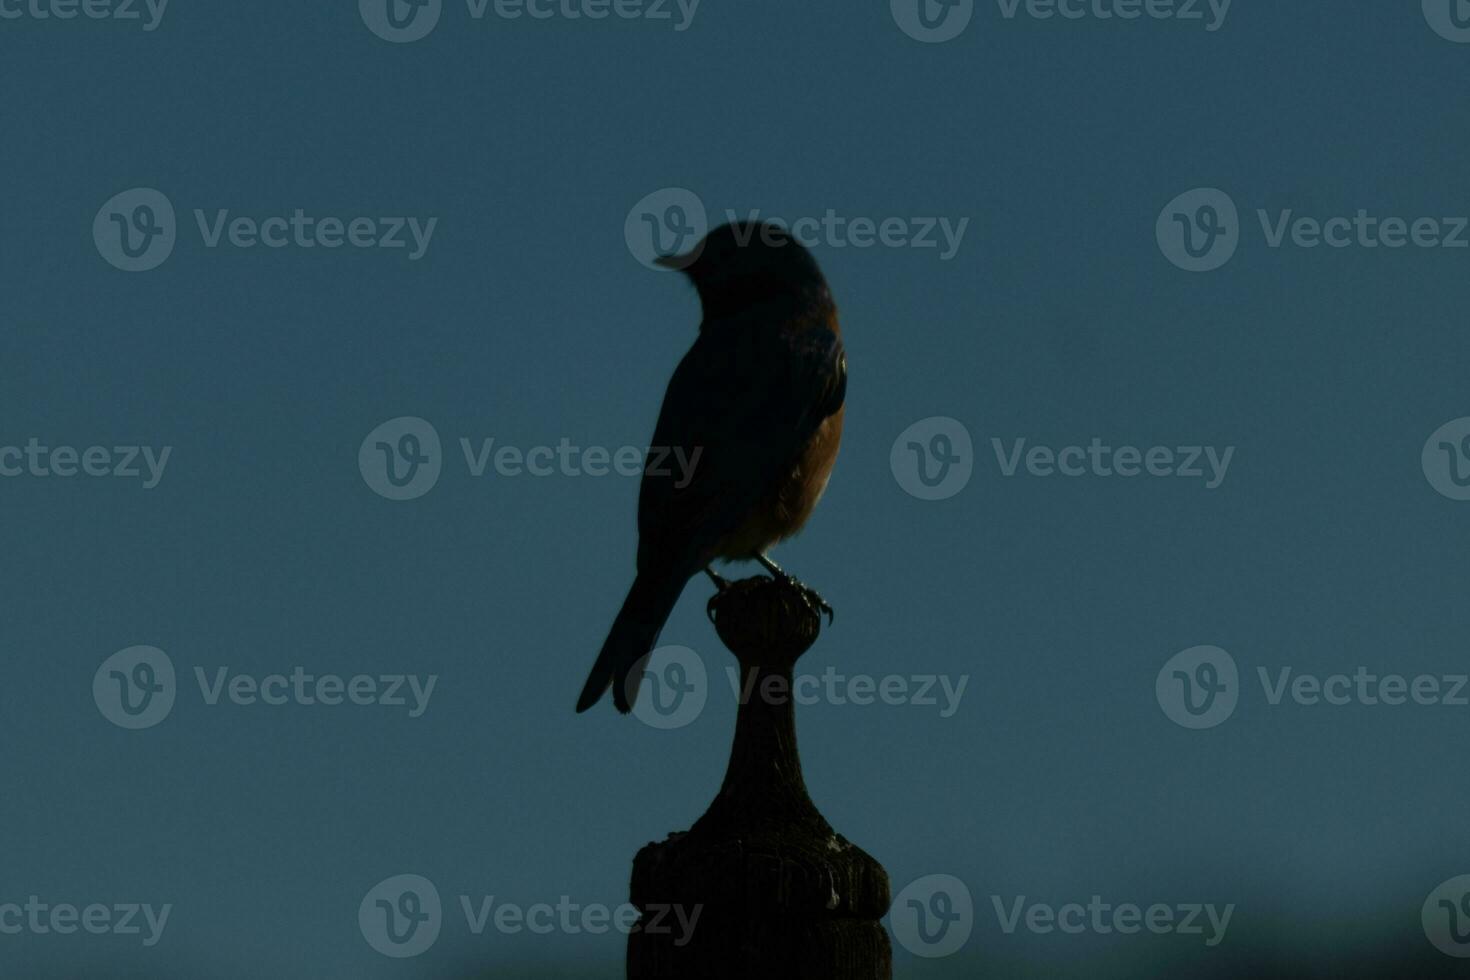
[627,577,892,979]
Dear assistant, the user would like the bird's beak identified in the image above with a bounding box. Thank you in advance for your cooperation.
[653,252,691,271]
[655,243,705,274]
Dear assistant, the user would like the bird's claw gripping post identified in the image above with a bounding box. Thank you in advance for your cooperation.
[803,585,835,626]
[763,574,834,625]
[703,567,732,623]
[789,581,834,625]
[754,555,834,625]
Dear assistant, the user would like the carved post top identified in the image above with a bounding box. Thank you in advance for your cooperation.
[707,576,823,667]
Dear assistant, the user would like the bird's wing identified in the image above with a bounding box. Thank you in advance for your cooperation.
[636,319,846,571]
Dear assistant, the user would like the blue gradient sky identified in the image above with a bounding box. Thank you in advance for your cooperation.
[4,2,1470,976]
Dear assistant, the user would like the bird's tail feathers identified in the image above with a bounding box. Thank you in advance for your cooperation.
[576,571,687,714]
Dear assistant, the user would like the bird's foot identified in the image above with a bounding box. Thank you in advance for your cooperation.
[754,554,833,625]
[767,571,834,626]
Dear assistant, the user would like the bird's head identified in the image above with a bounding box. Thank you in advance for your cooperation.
[656,221,830,319]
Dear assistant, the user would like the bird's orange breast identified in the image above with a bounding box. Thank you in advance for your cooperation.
[713,406,844,561]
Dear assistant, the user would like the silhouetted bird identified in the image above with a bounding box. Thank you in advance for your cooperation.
[576,221,847,714]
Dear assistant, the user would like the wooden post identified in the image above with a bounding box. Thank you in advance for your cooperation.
[627,576,892,978]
